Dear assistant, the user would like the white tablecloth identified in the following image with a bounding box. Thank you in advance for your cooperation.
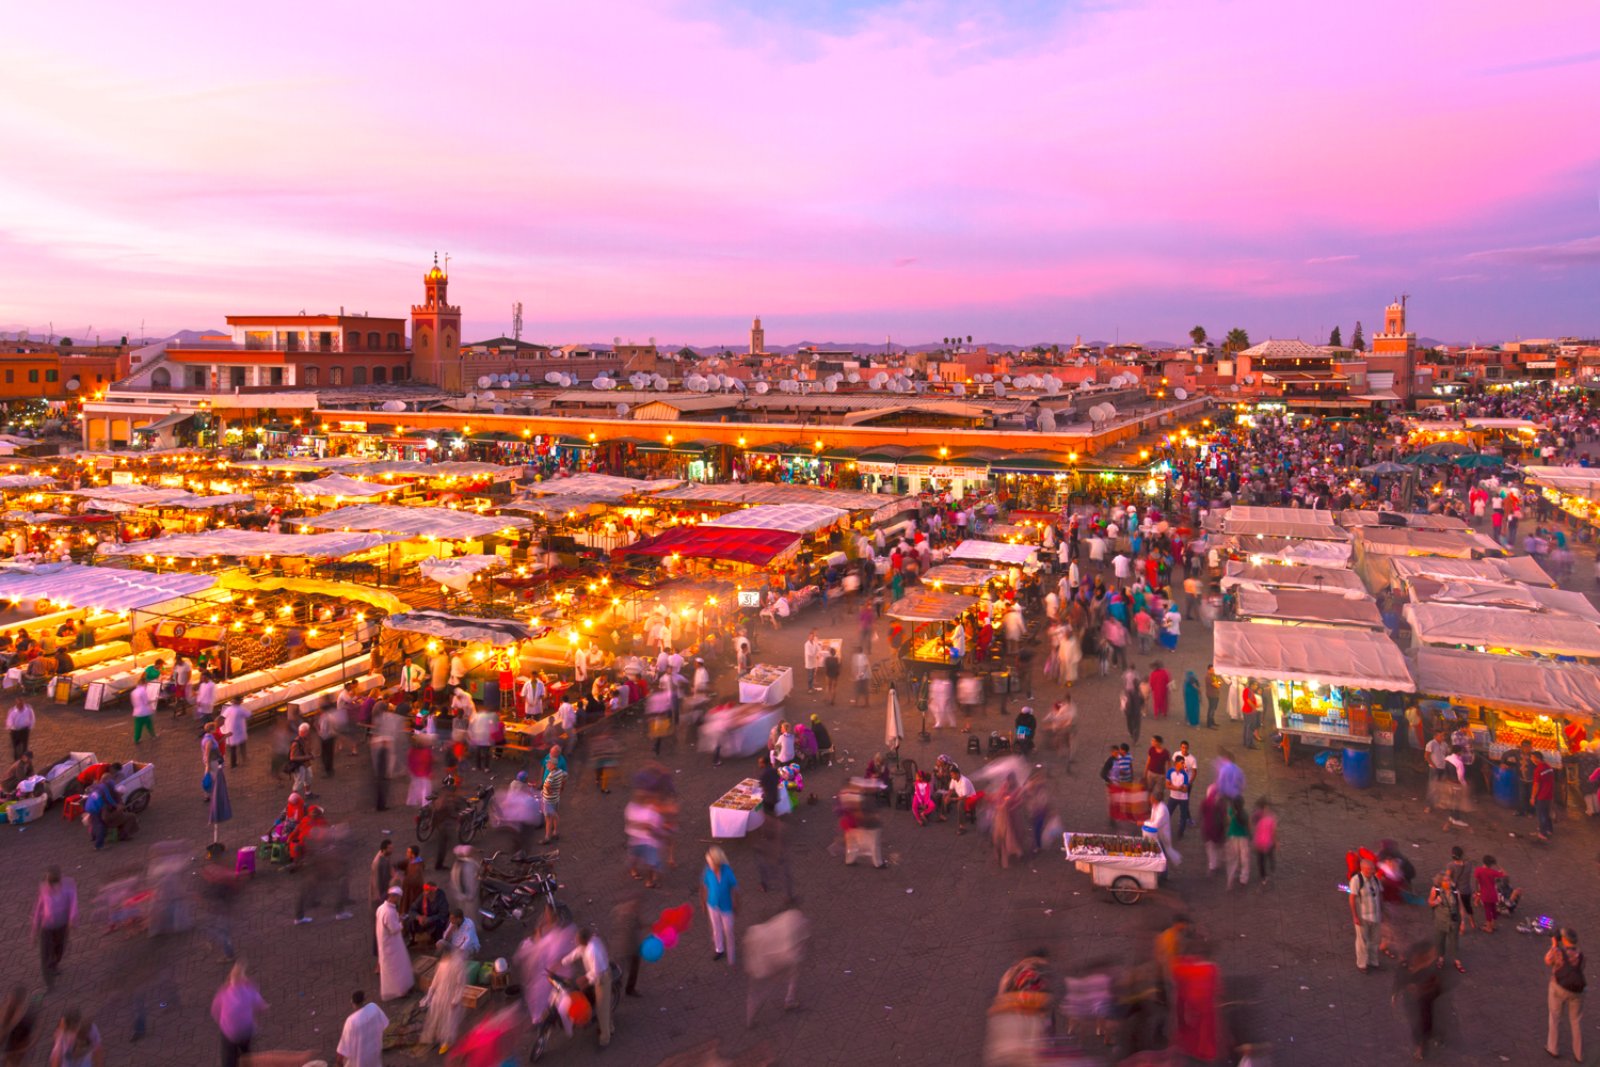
[708,777,791,838]
[701,707,781,758]
[738,665,793,705]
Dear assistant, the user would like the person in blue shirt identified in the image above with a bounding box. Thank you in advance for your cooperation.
[700,847,739,967]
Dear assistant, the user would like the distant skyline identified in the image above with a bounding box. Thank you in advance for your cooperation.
[1,1,1597,346]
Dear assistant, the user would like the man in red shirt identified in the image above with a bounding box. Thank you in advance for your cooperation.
[1532,752,1557,841]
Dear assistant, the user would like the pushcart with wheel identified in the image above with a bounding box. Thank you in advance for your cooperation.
[112,761,155,814]
[1064,832,1166,905]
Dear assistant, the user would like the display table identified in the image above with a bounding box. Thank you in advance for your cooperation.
[699,704,781,759]
[739,664,793,705]
[708,777,791,838]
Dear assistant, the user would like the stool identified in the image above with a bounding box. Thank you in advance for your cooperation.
[262,841,290,865]
[63,794,86,821]
[988,734,1011,754]
[966,736,982,755]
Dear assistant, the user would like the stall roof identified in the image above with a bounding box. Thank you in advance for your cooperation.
[99,529,401,560]
[1216,505,1351,541]
[0,562,216,612]
[1235,588,1385,629]
[701,503,847,534]
[299,504,532,539]
[292,474,397,500]
[1213,620,1415,691]
[887,589,978,622]
[1353,526,1505,558]
[1405,602,1600,659]
[948,539,1038,566]
[1220,561,1369,597]
[1339,511,1470,531]
[615,525,799,566]
[229,457,362,473]
[1383,554,1554,590]
[1412,647,1600,718]
[921,563,1006,590]
[0,475,56,490]
[1523,465,1600,494]
[648,482,912,515]
[1220,535,1354,567]
[523,474,682,499]
[382,610,543,646]
[1405,576,1542,612]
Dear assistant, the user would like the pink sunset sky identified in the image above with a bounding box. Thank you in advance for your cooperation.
[1,0,1597,346]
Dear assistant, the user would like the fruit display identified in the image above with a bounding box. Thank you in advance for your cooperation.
[712,779,764,812]
[1493,727,1559,752]
[1065,833,1161,858]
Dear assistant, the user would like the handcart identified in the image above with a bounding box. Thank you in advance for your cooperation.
[42,751,98,803]
[112,761,155,813]
[1064,832,1167,905]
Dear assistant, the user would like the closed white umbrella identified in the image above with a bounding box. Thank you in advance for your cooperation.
[885,684,904,754]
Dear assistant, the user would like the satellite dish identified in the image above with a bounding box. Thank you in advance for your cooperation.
[477,376,493,389]
[616,403,630,417]
[1230,384,1241,393]
[755,382,770,394]
[1174,387,1188,400]
[1043,375,1060,394]
[66,379,80,392]
[952,382,966,396]
[520,373,531,382]
[1242,374,1256,386]
[1102,403,1117,418]
[381,399,406,413]
[824,379,837,392]
[544,372,560,384]
[1038,410,1057,432]
[613,336,622,346]
[994,382,1007,398]
[731,378,746,392]
[846,372,860,384]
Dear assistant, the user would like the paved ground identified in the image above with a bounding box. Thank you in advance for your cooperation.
[2,538,1598,1066]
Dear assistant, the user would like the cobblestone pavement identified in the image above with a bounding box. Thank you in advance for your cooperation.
[2,549,1597,1066]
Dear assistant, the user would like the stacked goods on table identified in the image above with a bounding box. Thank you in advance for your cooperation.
[742,665,786,689]
[711,780,763,812]
[1065,833,1162,859]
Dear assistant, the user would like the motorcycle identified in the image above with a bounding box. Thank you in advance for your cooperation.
[478,869,561,931]
[416,783,496,843]
[529,967,621,1062]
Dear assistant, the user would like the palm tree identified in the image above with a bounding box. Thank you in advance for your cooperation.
[966,334,973,345]
[1189,325,1207,347]
[1223,328,1250,355]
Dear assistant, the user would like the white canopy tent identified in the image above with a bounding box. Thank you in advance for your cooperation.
[299,504,532,539]
[0,475,56,490]
[1213,620,1415,691]
[1219,536,1353,568]
[1381,554,1555,592]
[292,474,397,500]
[1235,588,1385,629]
[419,555,504,590]
[701,503,848,535]
[523,473,682,499]
[1220,561,1369,598]
[1412,647,1600,719]
[99,529,402,560]
[0,562,216,612]
[948,539,1038,567]
[1213,505,1351,541]
[381,610,544,646]
[1404,603,1600,660]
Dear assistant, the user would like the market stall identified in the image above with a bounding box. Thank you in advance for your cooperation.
[1404,602,1600,663]
[708,777,791,839]
[887,588,978,671]
[378,610,547,717]
[738,663,793,705]
[1212,620,1415,764]
[947,539,1038,568]
[1411,647,1600,770]
[1219,561,1369,597]
[920,563,1009,595]
[1233,588,1385,629]
[698,702,782,759]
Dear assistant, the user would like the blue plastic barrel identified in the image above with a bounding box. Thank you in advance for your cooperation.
[1492,765,1519,808]
[1342,746,1373,789]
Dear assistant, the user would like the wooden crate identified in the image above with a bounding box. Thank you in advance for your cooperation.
[462,985,489,1009]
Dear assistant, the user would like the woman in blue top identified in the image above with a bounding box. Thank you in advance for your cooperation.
[701,846,740,967]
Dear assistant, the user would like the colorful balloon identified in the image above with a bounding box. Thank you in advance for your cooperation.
[565,993,592,1026]
[641,935,665,962]
[659,926,679,949]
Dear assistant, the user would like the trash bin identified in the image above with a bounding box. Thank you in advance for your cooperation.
[1341,746,1373,789]
[1492,765,1519,808]
[991,670,1012,695]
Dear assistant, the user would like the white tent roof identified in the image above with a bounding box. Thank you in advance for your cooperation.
[98,529,401,560]
[1405,603,1600,659]
[61,485,254,510]
[1384,554,1555,591]
[652,481,914,515]
[419,555,503,591]
[1235,588,1385,629]
[702,503,848,534]
[887,589,977,622]
[949,539,1038,566]
[1216,505,1350,541]
[300,504,531,539]
[0,475,56,490]
[1213,620,1415,691]
[1412,647,1600,718]
[1221,561,1369,598]
[230,457,362,473]
[1354,526,1505,558]
[1339,511,1470,531]
[293,474,397,500]
[381,610,544,646]
[521,473,682,500]
[0,562,215,612]
[1223,536,1353,567]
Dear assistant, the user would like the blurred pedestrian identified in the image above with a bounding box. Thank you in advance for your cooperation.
[701,847,739,967]
[336,991,388,1067]
[1545,927,1585,1062]
[31,867,76,989]
[1391,940,1442,1061]
[210,962,267,1067]
[745,906,809,1027]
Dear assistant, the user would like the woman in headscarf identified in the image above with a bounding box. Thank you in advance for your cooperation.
[1183,670,1201,728]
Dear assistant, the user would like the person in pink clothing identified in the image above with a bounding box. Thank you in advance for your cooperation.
[911,771,935,826]
[1147,662,1171,719]
[1252,797,1277,885]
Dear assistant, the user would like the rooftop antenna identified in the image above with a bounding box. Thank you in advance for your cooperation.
[512,302,523,344]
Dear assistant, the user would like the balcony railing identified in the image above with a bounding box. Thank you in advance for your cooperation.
[168,341,409,355]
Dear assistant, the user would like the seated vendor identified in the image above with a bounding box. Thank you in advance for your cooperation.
[2,750,33,793]
[405,882,450,944]
[286,804,327,865]
[268,792,309,845]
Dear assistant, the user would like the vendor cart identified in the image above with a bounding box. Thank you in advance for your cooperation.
[42,752,97,803]
[112,762,155,813]
[1064,832,1166,905]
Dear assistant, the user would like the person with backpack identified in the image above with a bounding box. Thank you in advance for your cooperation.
[1545,927,1585,1061]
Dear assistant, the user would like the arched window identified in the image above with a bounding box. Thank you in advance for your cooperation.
[352,366,368,386]
[303,367,319,387]
[372,367,387,384]
[330,367,344,386]
[150,367,172,388]
[366,331,381,350]
[387,332,400,350]
[392,365,408,382]
[345,331,361,351]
